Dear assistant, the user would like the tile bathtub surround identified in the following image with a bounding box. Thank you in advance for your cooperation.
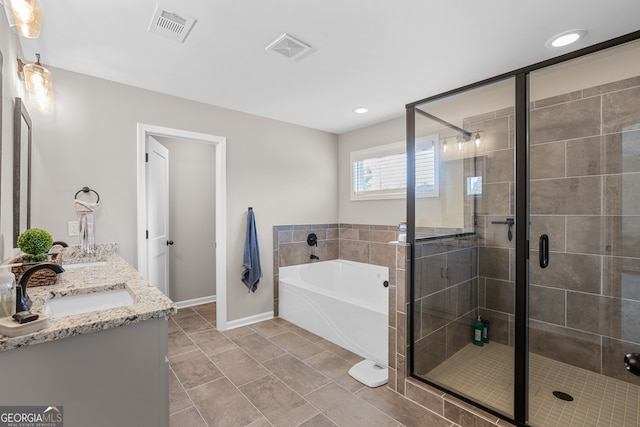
[272,223,404,316]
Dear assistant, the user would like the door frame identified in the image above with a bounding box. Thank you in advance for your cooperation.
[136,123,228,331]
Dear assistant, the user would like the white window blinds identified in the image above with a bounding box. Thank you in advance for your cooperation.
[350,136,439,200]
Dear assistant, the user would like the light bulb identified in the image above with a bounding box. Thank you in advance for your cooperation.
[10,0,34,23]
[475,132,481,147]
[457,139,463,150]
[443,141,448,153]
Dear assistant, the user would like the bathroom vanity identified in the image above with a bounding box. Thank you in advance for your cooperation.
[0,244,176,427]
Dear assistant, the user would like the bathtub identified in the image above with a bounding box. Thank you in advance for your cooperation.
[279,259,389,366]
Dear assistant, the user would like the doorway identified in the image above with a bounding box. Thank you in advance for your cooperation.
[137,124,228,331]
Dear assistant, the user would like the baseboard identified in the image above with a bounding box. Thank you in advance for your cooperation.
[175,295,217,309]
[226,311,274,330]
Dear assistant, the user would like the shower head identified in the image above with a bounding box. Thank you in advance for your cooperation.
[624,353,640,376]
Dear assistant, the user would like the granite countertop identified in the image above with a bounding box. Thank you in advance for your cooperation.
[0,243,177,352]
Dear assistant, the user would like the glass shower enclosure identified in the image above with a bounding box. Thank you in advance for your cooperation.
[406,33,640,426]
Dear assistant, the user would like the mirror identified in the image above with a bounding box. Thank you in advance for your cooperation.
[0,50,3,238]
[13,97,32,247]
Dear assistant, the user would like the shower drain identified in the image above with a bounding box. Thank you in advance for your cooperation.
[552,391,574,401]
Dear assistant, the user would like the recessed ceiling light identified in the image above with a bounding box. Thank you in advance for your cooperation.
[354,107,369,114]
[546,29,587,48]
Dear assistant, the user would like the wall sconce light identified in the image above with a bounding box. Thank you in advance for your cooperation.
[441,138,448,153]
[457,138,464,151]
[17,53,54,111]
[474,130,482,147]
[3,0,42,38]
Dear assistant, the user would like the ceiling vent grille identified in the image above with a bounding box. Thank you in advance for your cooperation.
[265,33,312,60]
[148,4,196,43]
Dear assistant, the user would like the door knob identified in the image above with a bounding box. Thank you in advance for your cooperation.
[167,240,174,246]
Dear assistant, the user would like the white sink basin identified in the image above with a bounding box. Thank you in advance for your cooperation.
[43,288,134,318]
[62,261,108,269]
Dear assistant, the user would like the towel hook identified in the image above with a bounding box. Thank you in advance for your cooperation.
[74,186,100,203]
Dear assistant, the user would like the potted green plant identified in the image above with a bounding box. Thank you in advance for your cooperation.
[17,228,54,262]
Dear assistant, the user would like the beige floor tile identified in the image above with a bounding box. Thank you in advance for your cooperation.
[169,368,192,414]
[251,319,289,338]
[222,324,257,339]
[189,377,263,427]
[232,332,286,362]
[173,313,212,334]
[169,406,206,427]
[168,330,197,357]
[168,318,180,333]
[305,351,365,393]
[262,353,330,395]
[306,382,398,427]
[283,322,325,343]
[189,329,238,356]
[240,375,319,427]
[192,302,216,319]
[316,339,364,364]
[246,417,273,427]
[270,331,324,360]
[210,348,270,387]
[173,307,196,318]
[170,349,224,390]
[298,413,338,426]
[356,385,453,427]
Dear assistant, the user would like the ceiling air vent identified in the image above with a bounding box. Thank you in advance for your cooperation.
[148,4,196,43]
[265,33,312,60]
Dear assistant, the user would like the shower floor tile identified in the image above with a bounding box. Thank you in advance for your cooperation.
[426,342,640,427]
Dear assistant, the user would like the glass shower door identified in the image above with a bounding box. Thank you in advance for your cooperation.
[411,77,517,419]
[527,39,640,427]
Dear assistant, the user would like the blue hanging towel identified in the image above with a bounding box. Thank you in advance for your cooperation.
[241,208,262,292]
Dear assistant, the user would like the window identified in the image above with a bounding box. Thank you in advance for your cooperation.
[350,135,439,200]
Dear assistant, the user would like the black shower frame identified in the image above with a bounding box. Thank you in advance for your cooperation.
[405,29,640,427]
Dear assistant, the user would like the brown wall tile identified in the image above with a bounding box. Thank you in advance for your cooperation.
[476,182,512,215]
[479,247,510,280]
[530,176,601,215]
[602,85,640,133]
[529,320,601,373]
[530,96,601,144]
[529,285,565,326]
[530,251,601,293]
[485,148,514,183]
[530,215,565,252]
[531,142,565,179]
[604,173,640,215]
[603,256,640,300]
[339,239,370,263]
[485,279,514,314]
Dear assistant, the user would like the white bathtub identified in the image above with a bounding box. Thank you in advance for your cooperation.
[279,259,389,366]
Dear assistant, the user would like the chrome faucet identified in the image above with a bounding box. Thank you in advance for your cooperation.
[16,263,65,312]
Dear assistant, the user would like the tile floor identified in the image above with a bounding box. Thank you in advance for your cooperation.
[168,303,454,427]
[427,342,640,427]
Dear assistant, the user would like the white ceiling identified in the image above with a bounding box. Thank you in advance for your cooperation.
[19,0,640,134]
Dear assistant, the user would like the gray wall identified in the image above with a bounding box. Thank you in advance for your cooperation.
[156,136,216,303]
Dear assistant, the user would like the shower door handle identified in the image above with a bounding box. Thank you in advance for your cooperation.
[539,234,549,268]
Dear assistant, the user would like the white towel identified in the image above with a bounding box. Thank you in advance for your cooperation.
[74,199,99,254]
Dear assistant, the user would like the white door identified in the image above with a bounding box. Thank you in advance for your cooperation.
[146,136,170,296]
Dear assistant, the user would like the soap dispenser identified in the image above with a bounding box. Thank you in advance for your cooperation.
[0,267,16,319]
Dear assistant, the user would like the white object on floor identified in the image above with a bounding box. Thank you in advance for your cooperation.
[349,359,388,388]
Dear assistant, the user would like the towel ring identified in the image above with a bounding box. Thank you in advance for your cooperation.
[74,186,100,203]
